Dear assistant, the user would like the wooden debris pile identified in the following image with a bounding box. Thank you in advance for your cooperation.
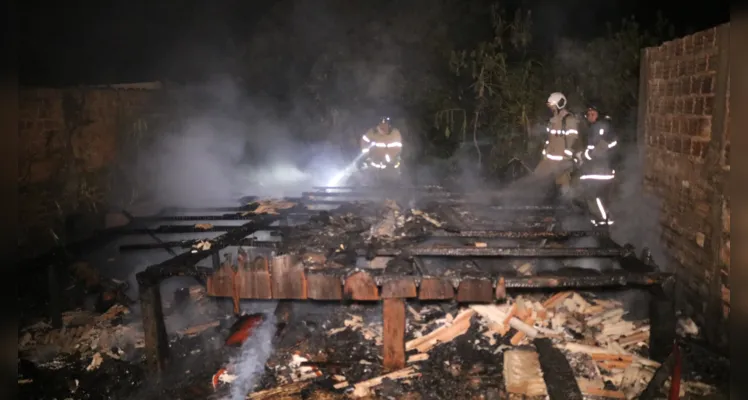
[397,291,718,399]
[327,314,383,346]
[18,304,144,364]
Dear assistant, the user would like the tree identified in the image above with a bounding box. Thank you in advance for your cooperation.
[438,4,674,177]
[547,14,674,139]
[441,5,543,175]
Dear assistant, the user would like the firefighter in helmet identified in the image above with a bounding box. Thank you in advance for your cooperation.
[533,92,581,198]
[578,103,619,227]
[359,116,403,172]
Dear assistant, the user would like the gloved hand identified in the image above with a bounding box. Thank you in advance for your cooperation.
[357,157,369,169]
[573,151,584,166]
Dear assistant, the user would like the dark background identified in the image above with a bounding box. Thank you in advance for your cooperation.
[20,0,729,86]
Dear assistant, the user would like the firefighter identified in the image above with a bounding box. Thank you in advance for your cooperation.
[533,92,581,199]
[579,103,618,227]
[359,116,403,172]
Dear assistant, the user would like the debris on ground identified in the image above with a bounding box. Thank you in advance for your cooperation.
[18,199,728,399]
[19,304,143,364]
[18,287,728,400]
[247,199,297,215]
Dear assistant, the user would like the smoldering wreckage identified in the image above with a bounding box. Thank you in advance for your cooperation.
[18,187,729,399]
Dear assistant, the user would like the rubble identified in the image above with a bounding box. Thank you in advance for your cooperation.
[19,194,729,399]
[19,284,728,399]
[19,304,144,364]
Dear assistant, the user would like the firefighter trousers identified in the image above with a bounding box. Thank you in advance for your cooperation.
[533,158,573,196]
[580,179,615,226]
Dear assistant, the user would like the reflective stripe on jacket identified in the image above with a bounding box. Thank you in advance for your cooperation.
[542,109,579,161]
[581,116,617,178]
[361,128,403,162]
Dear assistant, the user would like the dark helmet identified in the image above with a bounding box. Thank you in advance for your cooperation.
[378,116,392,125]
[585,101,601,113]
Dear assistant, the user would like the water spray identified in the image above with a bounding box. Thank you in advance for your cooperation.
[326,146,372,187]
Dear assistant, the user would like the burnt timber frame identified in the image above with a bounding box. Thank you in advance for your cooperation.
[29,185,676,378]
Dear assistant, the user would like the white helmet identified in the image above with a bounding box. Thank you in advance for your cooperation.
[547,92,567,109]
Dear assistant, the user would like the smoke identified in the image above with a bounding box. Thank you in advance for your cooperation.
[119,76,355,207]
[609,144,668,269]
[226,313,277,400]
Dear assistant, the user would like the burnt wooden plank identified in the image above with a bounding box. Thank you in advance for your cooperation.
[533,338,584,400]
[238,249,272,299]
[206,263,234,297]
[414,256,454,300]
[383,298,406,370]
[456,278,494,303]
[379,257,419,298]
[344,270,379,301]
[306,272,343,300]
[139,282,169,375]
[382,278,417,298]
[271,254,307,299]
[419,278,455,300]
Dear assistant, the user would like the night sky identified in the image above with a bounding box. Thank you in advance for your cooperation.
[19,0,729,86]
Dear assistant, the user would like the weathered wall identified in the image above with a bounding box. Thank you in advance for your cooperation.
[19,82,161,256]
[639,25,730,347]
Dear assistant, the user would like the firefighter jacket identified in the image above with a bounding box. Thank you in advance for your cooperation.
[360,127,403,169]
[542,109,580,162]
[580,116,618,180]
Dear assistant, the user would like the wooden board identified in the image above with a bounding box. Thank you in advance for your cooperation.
[383,298,406,370]
[456,278,494,303]
[344,270,379,301]
[419,277,455,300]
[381,278,417,298]
[306,272,343,300]
[270,254,307,299]
[238,249,272,299]
[206,263,234,297]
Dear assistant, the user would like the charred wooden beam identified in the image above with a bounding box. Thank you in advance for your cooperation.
[500,271,669,289]
[114,225,241,234]
[113,222,284,235]
[160,205,256,214]
[120,239,280,252]
[135,215,282,372]
[124,210,179,257]
[373,246,626,258]
[534,338,584,400]
[639,346,678,400]
[311,185,445,192]
[648,277,676,363]
[431,229,609,239]
[301,190,455,198]
[133,214,275,222]
[139,281,169,375]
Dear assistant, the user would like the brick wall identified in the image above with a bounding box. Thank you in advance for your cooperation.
[640,25,730,346]
[19,83,161,255]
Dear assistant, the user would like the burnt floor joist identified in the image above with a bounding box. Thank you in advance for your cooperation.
[135,212,292,375]
[26,188,672,376]
[120,239,281,252]
[429,229,609,239]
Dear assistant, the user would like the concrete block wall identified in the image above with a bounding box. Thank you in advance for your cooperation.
[640,25,730,346]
